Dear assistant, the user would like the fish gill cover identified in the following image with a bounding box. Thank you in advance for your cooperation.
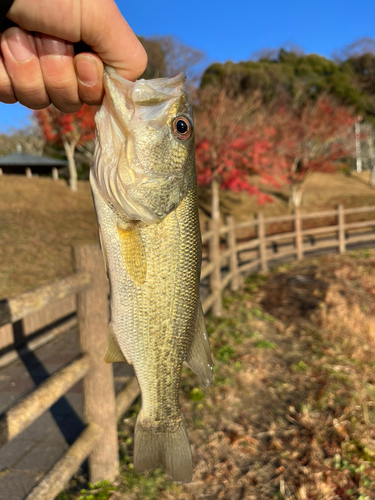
[92,67,192,224]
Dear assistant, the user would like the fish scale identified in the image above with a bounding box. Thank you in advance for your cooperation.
[91,67,212,482]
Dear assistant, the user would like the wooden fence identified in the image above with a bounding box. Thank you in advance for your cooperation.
[0,246,140,500]
[200,204,375,316]
[1,203,375,497]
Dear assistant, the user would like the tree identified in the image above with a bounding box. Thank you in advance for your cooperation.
[0,125,45,157]
[195,87,274,223]
[200,49,373,120]
[34,105,96,191]
[137,36,167,79]
[334,37,375,61]
[139,35,205,89]
[338,39,375,122]
[259,96,357,207]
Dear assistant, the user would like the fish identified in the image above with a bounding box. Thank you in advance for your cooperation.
[90,66,213,483]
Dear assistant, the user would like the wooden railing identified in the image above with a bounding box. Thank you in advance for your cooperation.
[200,204,375,316]
[1,204,375,497]
[0,246,140,500]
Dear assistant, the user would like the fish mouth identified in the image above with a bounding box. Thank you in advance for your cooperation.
[104,66,187,129]
[105,65,186,105]
[92,67,189,224]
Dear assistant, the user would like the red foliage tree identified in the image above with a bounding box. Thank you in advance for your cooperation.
[34,104,96,191]
[195,88,275,223]
[259,96,357,207]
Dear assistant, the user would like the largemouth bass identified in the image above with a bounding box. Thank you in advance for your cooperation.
[90,66,212,482]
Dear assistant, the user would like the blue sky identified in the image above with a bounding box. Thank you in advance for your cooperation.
[0,0,374,132]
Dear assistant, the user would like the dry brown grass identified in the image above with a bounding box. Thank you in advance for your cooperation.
[0,175,98,299]
[199,171,375,222]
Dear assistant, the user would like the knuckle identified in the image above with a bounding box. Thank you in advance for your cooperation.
[0,92,17,104]
[78,86,102,106]
[0,81,16,103]
[16,90,50,109]
[55,101,82,113]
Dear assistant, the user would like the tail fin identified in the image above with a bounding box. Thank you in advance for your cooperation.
[133,414,193,482]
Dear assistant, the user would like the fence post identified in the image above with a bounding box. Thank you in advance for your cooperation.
[338,204,346,254]
[257,213,268,273]
[295,209,303,261]
[226,215,239,291]
[73,245,119,483]
[209,219,222,316]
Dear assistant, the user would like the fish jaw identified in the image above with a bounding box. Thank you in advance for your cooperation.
[92,67,195,224]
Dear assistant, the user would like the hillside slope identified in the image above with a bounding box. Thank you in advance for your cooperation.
[1,171,375,298]
[0,176,98,299]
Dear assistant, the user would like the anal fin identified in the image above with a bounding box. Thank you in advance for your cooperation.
[186,303,213,387]
[104,324,129,364]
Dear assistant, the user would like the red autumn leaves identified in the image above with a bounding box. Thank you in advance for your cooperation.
[195,87,357,208]
[34,88,356,204]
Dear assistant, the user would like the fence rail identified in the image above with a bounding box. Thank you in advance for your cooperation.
[1,203,375,497]
[200,204,375,315]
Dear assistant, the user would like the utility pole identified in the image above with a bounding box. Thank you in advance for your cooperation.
[367,123,375,186]
[355,120,362,173]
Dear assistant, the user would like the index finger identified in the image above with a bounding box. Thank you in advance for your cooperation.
[7,0,147,81]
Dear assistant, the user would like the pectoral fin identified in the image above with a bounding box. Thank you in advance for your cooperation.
[117,223,146,285]
[186,304,213,387]
[104,324,128,363]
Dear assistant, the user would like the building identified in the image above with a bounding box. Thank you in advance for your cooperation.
[0,152,68,179]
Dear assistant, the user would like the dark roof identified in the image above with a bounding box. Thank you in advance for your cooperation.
[0,153,68,167]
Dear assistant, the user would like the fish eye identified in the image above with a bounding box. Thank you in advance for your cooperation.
[172,116,192,141]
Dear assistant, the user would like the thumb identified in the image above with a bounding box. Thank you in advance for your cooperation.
[80,0,148,81]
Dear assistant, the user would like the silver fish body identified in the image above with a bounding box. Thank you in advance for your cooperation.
[90,67,212,482]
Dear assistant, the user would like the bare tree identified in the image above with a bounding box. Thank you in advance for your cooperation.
[333,37,375,61]
[139,35,206,88]
[0,125,45,156]
[251,42,305,61]
[138,36,167,79]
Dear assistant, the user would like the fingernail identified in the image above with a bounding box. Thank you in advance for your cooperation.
[76,56,99,87]
[4,28,35,61]
[38,35,70,56]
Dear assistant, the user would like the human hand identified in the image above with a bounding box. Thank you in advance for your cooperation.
[0,0,147,112]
